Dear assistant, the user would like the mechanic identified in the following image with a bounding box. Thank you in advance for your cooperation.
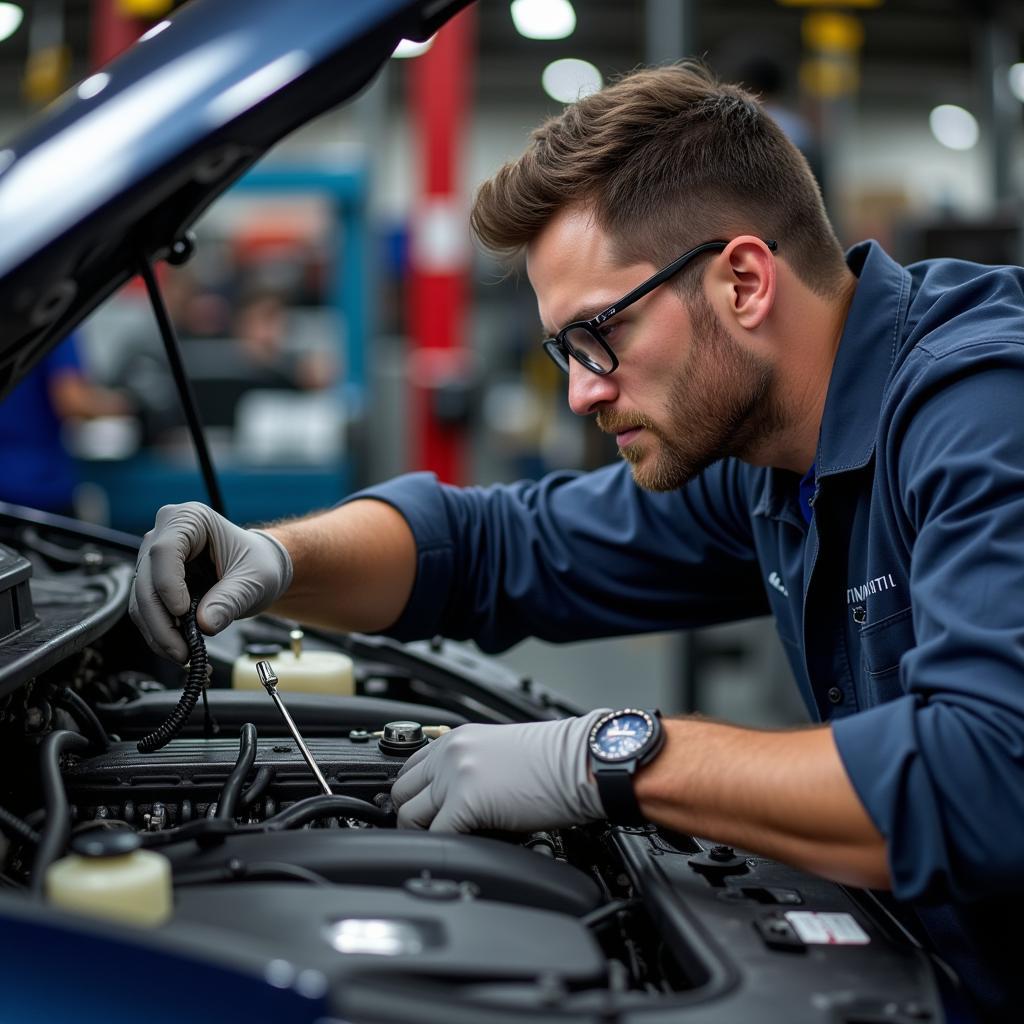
[0,331,135,515]
[129,64,1024,1020]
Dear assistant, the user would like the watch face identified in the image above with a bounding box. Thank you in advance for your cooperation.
[591,711,653,762]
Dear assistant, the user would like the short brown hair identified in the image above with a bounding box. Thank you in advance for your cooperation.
[471,62,847,297]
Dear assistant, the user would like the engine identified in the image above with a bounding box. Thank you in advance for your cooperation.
[0,511,946,1023]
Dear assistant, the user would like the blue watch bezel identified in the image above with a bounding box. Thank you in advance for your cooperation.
[588,708,663,766]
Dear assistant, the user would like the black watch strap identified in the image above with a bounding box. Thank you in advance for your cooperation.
[594,766,645,826]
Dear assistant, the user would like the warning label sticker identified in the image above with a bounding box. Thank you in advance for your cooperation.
[784,911,870,945]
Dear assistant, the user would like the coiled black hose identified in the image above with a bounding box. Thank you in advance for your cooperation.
[217,723,257,821]
[0,805,40,847]
[30,730,91,897]
[137,598,207,753]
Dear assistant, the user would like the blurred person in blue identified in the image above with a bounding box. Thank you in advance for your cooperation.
[0,332,134,516]
[130,64,1022,1021]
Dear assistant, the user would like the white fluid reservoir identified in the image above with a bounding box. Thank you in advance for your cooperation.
[46,830,172,927]
[232,630,355,696]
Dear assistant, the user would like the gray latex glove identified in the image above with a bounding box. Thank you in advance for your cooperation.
[391,709,611,832]
[129,501,293,663]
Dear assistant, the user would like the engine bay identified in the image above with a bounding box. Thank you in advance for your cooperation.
[0,509,945,1023]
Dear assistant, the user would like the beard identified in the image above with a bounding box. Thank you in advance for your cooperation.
[596,293,783,492]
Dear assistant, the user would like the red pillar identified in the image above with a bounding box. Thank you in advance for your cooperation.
[90,0,148,69]
[406,8,476,483]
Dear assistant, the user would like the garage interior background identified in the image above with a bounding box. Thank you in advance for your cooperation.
[0,0,1021,722]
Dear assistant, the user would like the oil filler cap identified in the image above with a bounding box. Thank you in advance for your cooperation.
[688,844,750,883]
[379,720,428,757]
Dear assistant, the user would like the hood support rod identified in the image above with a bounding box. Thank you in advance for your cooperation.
[137,251,227,518]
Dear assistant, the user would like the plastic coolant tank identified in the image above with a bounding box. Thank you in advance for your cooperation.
[45,831,172,927]
[232,634,355,695]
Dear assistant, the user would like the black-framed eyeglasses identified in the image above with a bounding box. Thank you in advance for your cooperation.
[542,238,778,376]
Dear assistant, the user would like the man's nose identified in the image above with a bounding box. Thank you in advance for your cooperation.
[567,360,618,416]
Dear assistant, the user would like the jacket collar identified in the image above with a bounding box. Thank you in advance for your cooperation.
[816,240,911,477]
[752,240,911,520]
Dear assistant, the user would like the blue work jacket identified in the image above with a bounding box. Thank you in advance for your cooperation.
[356,241,1024,1018]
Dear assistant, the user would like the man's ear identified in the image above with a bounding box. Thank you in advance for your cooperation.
[708,236,776,330]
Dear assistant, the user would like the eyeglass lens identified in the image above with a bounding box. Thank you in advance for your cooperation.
[544,327,612,375]
[543,340,570,372]
[563,326,613,372]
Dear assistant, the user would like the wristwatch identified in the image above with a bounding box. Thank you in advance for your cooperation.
[588,708,665,826]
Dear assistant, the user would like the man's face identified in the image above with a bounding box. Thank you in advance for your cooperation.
[527,208,782,492]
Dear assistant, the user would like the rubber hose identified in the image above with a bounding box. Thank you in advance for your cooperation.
[239,766,276,809]
[136,794,394,849]
[58,687,111,752]
[257,794,394,830]
[137,817,235,849]
[137,599,207,753]
[0,805,41,846]
[30,730,91,897]
[217,723,257,821]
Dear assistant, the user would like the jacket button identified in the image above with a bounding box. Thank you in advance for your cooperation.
[827,687,843,704]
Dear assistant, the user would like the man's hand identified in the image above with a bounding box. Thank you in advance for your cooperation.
[391,710,609,832]
[129,502,293,663]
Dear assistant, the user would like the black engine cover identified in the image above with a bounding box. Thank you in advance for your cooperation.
[165,830,603,917]
[171,883,607,986]
[64,736,405,819]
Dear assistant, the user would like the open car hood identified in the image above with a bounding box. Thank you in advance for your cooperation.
[0,0,469,404]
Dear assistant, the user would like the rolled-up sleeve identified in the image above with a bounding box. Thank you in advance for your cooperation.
[833,345,1024,904]
[345,460,768,652]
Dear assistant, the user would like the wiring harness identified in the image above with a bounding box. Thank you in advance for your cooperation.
[137,598,208,752]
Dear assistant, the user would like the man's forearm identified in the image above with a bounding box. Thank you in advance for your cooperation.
[635,718,890,889]
[264,499,417,634]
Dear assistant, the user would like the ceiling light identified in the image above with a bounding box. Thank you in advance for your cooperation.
[929,104,979,151]
[542,58,602,104]
[1009,63,1024,104]
[392,36,434,59]
[0,3,24,44]
[511,0,576,40]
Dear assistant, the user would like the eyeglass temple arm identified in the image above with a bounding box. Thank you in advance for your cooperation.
[598,238,777,321]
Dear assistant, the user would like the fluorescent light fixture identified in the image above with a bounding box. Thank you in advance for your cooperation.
[929,104,978,151]
[542,58,602,103]
[511,0,576,40]
[0,3,23,44]
[1009,63,1024,104]
[392,36,434,59]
